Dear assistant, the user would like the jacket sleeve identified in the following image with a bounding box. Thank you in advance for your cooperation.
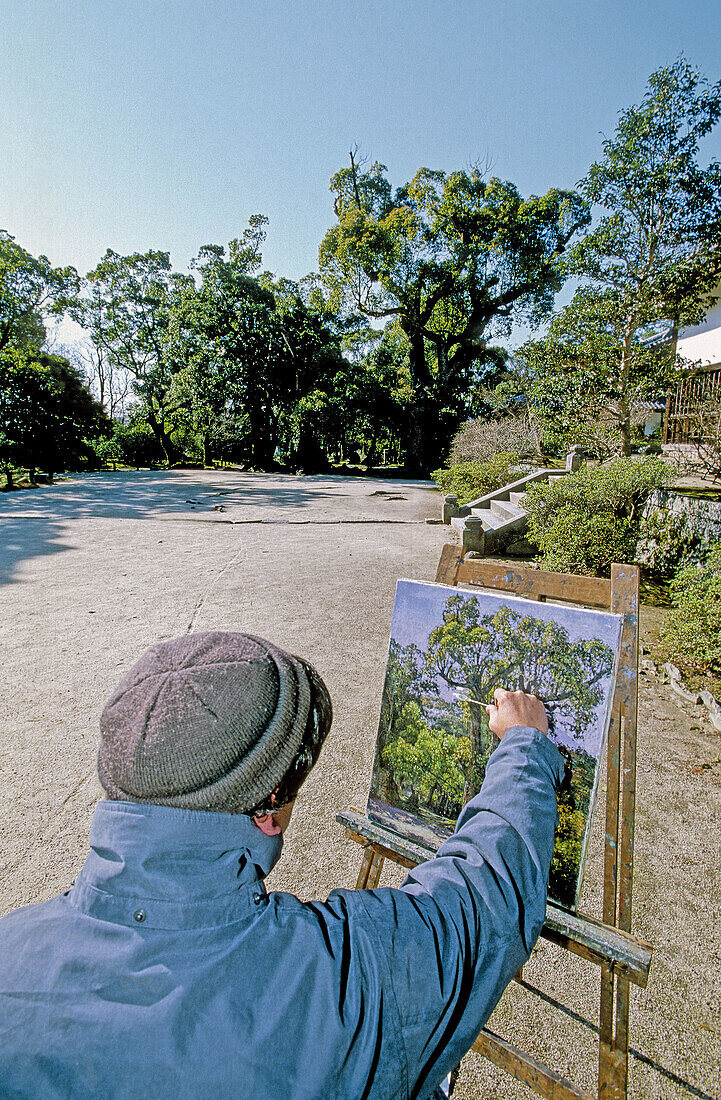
[353,724,564,1099]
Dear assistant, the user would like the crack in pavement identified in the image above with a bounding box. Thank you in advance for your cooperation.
[186,542,248,633]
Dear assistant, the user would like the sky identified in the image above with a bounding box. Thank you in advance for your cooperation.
[2,1,721,297]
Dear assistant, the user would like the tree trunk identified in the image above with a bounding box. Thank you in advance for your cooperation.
[146,409,181,466]
[402,329,434,476]
[618,320,635,457]
[464,705,491,801]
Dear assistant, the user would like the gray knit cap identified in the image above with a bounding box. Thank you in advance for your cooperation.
[98,631,328,814]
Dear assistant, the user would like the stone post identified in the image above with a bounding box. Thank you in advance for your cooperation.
[565,446,582,473]
[442,494,462,524]
[462,515,485,555]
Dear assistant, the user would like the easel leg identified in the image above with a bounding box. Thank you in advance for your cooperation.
[599,965,628,1100]
[355,846,375,890]
[355,845,385,890]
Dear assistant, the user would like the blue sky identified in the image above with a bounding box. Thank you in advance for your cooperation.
[2,1,721,294]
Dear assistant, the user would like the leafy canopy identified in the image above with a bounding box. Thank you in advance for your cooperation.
[0,231,78,353]
[319,157,588,470]
[422,595,614,743]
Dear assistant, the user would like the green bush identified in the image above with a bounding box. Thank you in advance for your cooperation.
[432,453,519,505]
[524,457,668,576]
[91,437,124,470]
[114,423,163,468]
[657,542,721,692]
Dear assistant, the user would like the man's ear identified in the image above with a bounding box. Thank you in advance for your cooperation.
[253,813,282,837]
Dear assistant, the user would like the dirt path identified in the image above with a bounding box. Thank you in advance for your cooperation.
[1,470,719,1098]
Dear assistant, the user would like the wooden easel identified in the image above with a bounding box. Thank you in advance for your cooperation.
[337,545,653,1100]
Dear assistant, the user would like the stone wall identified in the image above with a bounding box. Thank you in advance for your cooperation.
[636,489,721,572]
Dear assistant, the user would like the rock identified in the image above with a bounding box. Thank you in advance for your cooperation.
[669,678,701,704]
[505,538,535,558]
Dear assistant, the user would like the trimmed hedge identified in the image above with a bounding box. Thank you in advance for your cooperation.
[658,542,721,693]
[524,457,668,576]
[432,453,519,506]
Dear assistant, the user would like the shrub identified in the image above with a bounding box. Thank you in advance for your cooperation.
[449,416,539,465]
[432,453,520,505]
[657,542,721,691]
[524,457,668,575]
[114,423,163,468]
[92,437,124,470]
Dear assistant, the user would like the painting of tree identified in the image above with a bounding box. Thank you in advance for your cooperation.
[367,581,622,909]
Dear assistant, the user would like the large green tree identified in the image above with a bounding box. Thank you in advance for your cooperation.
[421,595,614,796]
[168,234,347,470]
[319,157,588,472]
[167,238,279,466]
[74,248,188,463]
[539,57,721,456]
[0,350,105,485]
[0,231,78,353]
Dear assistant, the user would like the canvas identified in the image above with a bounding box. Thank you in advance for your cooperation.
[367,579,623,910]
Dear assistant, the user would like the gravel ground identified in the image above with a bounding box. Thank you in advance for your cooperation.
[1,469,719,1099]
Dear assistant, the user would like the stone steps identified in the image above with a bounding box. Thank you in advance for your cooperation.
[442,457,580,555]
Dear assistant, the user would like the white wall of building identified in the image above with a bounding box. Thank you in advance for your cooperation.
[676,286,721,367]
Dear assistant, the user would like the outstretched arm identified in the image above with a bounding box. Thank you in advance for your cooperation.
[352,691,562,1098]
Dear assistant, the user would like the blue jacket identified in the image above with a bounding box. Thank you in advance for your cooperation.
[0,726,562,1100]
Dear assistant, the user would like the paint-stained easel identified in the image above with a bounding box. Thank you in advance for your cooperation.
[337,545,653,1100]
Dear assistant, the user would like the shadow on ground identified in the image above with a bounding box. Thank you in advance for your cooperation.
[0,471,345,522]
[0,518,74,588]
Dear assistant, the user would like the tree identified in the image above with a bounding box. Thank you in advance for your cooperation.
[167,234,295,468]
[73,248,187,463]
[0,350,105,485]
[0,231,78,354]
[320,156,588,472]
[420,595,614,796]
[515,286,675,457]
[558,57,721,455]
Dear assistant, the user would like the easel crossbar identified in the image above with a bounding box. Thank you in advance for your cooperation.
[336,812,652,989]
[472,1028,595,1100]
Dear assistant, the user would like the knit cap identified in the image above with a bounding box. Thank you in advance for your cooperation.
[98,631,330,814]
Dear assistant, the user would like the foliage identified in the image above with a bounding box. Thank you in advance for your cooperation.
[448,414,539,465]
[91,436,124,470]
[420,595,614,798]
[431,453,519,504]
[0,230,78,353]
[524,458,668,575]
[515,286,676,458]
[553,58,721,456]
[549,745,597,906]
[320,156,588,472]
[116,421,164,468]
[657,542,721,691]
[382,702,470,818]
[551,801,587,904]
[0,350,106,485]
[73,247,186,463]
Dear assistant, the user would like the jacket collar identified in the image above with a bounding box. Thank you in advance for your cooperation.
[70,800,284,930]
